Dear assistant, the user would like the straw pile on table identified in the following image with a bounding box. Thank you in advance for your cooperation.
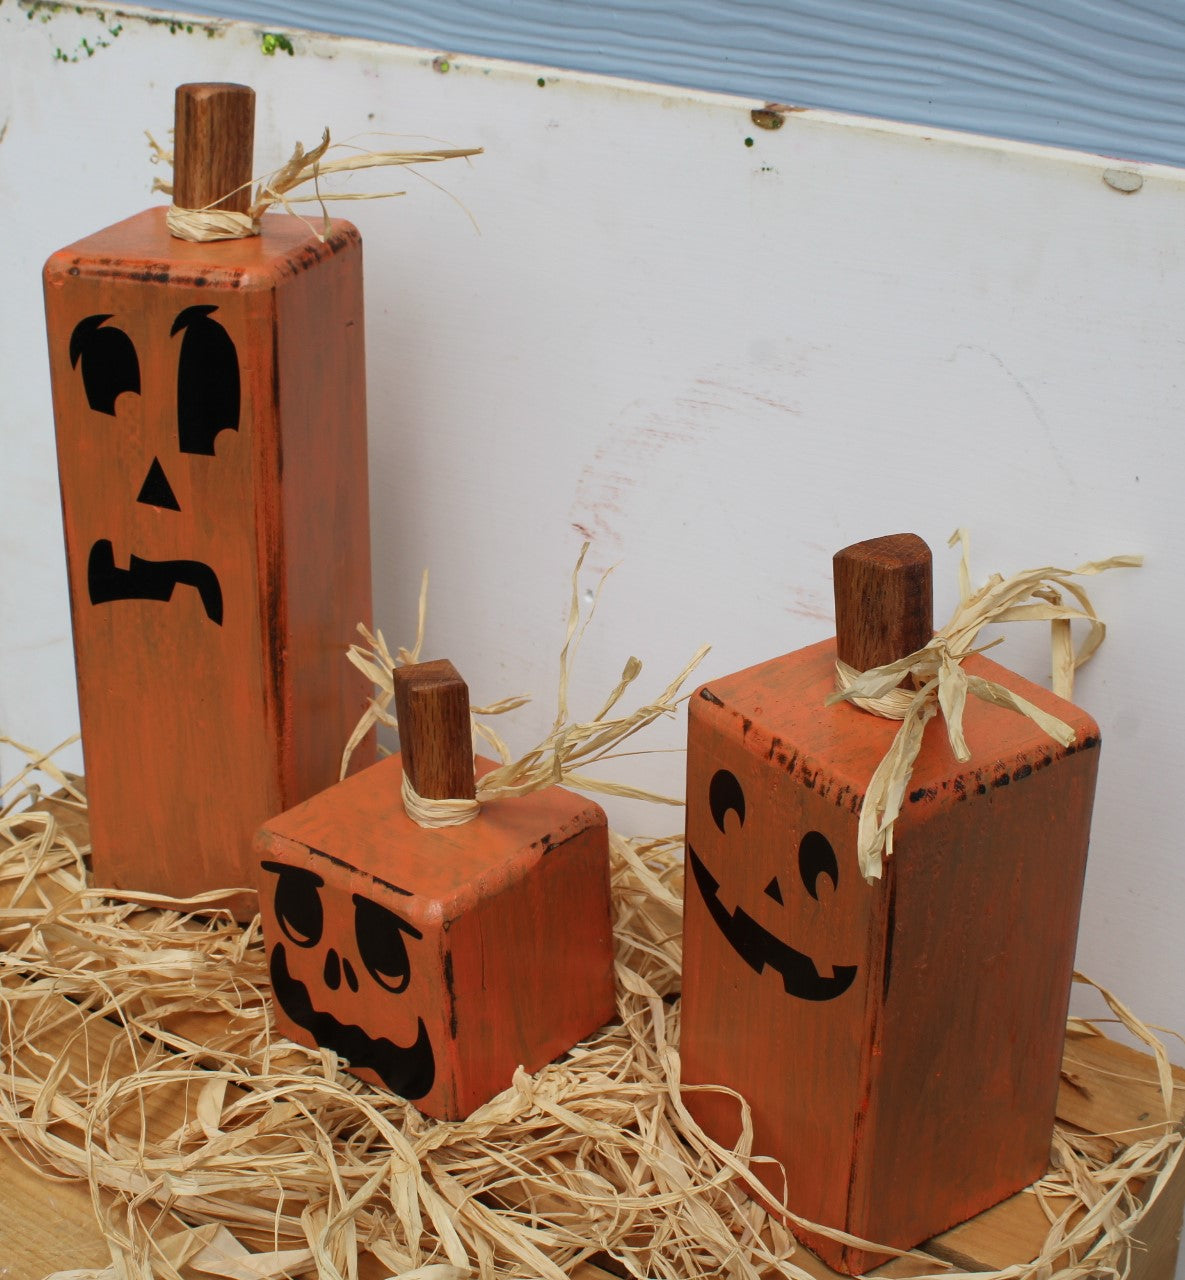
[0,733,1180,1280]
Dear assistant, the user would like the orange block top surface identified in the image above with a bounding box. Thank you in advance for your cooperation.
[44,206,358,291]
[258,755,607,924]
[696,637,1099,812]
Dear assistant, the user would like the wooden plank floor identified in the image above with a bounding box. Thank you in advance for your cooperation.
[2,791,1183,1280]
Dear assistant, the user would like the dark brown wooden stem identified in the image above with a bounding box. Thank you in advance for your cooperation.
[392,659,476,800]
[173,83,255,213]
[833,533,933,671]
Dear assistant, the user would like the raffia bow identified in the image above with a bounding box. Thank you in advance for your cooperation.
[826,530,1142,882]
[149,129,482,242]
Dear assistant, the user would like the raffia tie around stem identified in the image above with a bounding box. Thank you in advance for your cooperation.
[827,529,1142,883]
[400,771,481,827]
[149,129,482,243]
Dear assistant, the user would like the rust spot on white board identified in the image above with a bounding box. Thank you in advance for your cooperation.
[751,103,808,130]
[1102,169,1143,194]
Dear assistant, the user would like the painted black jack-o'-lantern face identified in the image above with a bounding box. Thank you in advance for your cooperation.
[687,768,858,1001]
[262,861,437,1099]
[69,305,240,626]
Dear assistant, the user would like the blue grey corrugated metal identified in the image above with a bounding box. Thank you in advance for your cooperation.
[135,0,1185,167]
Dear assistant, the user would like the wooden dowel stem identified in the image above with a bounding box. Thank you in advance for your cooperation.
[173,82,255,214]
[833,533,933,671]
[392,659,476,800]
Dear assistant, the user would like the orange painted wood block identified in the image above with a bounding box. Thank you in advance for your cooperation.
[681,540,1100,1274]
[255,755,615,1119]
[42,87,373,914]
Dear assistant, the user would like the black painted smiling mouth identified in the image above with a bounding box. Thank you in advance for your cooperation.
[270,943,436,1099]
[88,538,224,625]
[687,845,858,1002]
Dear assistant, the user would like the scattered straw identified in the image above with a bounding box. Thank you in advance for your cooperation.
[339,572,533,782]
[344,546,710,828]
[0,737,1180,1280]
[827,530,1142,881]
[148,130,482,242]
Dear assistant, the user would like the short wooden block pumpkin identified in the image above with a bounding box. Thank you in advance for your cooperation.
[255,661,616,1120]
[43,85,372,915]
[680,535,1101,1274]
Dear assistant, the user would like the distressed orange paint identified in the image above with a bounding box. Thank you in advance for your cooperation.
[255,755,616,1120]
[682,640,1099,1273]
[43,208,374,916]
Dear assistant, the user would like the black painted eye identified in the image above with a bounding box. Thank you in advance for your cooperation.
[264,861,324,947]
[353,894,423,994]
[709,769,746,833]
[172,305,240,455]
[69,315,140,415]
[798,831,839,901]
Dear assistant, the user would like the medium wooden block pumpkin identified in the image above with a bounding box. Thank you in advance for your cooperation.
[681,535,1100,1274]
[255,660,616,1119]
[42,85,373,915]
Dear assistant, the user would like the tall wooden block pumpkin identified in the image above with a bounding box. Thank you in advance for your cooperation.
[255,659,616,1119]
[681,534,1100,1274]
[43,84,373,914]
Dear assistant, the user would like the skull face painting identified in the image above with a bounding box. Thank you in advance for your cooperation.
[263,858,437,1100]
[256,752,617,1121]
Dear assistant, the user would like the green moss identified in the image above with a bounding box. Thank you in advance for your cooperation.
[24,1,62,22]
[52,30,110,60]
[261,31,294,56]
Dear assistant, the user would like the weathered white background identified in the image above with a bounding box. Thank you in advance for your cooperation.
[1,0,1183,1088]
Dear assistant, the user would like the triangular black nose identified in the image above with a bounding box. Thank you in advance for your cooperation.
[136,457,180,510]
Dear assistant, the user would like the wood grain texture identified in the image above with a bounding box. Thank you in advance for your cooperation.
[163,0,1185,166]
[683,639,1101,1273]
[43,207,374,916]
[172,82,254,213]
[393,658,476,799]
[256,754,614,1119]
[833,533,932,670]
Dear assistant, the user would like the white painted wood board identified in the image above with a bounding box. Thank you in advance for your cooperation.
[2,3,1183,1080]
[120,0,1185,167]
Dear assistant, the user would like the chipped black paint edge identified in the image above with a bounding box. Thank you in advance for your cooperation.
[56,261,251,289]
[260,305,288,776]
[443,949,458,1038]
[881,873,897,1005]
[910,731,1102,807]
[536,828,583,857]
[298,844,413,897]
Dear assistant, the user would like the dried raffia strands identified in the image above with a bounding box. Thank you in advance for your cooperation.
[0,734,1182,1280]
[344,545,711,828]
[827,529,1143,881]
[148,130,482,243]
[340,571,531,785]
